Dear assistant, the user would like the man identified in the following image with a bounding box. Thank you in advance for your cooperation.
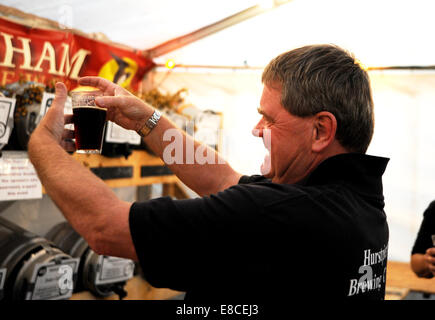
[411,201,435,278]
[28,44,389,300]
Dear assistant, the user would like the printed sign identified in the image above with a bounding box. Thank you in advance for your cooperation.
[105,121,141,145]
[26,258,79,300]
[95,256,135,285]
[194,111,222,148]
[38,92,55,117]
[0,17,154,91]
[0,151,42,201]
[0,96,16,146]
[38,92,73,130]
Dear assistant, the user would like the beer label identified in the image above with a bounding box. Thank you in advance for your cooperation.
[0,268,6,291]
[105,121,141,145]
[0,96,16,145]
[95,256,135,285]
[26,258,79,300]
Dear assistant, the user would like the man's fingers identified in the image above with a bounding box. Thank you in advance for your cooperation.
[95,95,140,109]
[62,129,75,140]
[65,114,74,124]
[60,139,76,152]
[114,86,133,97]
[425,254,435,265]
[78,77,117,95]
[429,264,435,272]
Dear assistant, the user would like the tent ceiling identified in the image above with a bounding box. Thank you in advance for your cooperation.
[1,0,260,49]
[2,0,435,68]
[155,0,435,68]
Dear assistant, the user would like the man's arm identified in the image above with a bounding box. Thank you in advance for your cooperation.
[79,77,242,196]
[139,115,242,196]
[28,83,137,261]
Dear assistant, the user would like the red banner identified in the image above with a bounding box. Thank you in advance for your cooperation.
[0,17,155,91]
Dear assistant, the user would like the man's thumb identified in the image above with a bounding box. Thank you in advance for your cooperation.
[53,82,68,108]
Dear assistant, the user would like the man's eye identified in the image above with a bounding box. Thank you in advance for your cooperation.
[264,117,273,124]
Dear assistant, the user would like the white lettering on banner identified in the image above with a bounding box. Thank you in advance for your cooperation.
[0,32,91,80]
[348,244,388,297]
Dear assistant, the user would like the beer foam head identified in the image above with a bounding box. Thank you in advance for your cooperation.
[70,86,100,93]
[71,86,103,108]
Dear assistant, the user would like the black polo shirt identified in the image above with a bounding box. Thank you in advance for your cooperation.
[412,201,435,256]
[129,153,389,301]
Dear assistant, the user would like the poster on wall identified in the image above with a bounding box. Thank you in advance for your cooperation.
[0,17,155,91]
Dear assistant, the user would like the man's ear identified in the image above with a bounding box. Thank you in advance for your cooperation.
[311,111,337,153]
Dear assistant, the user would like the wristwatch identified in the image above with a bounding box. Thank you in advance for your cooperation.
[137,109,161,137]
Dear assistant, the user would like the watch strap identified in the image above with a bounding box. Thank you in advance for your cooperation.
[137,109,161,137]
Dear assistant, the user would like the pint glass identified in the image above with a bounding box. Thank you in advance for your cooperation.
[71,88,106,154]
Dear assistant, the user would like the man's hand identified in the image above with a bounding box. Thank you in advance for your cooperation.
[79,76,154,132]
[424,248,435,276]
[30,82,75,152]
[79,77,241,197]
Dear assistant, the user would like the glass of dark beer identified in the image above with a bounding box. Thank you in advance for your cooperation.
[71,88,106,154]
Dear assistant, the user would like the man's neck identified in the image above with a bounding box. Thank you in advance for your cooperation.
[272,143,349,184]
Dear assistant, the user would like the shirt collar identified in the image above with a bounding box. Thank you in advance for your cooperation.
[297,153,390,198]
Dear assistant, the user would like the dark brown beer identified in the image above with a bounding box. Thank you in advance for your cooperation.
[72,106,107,153]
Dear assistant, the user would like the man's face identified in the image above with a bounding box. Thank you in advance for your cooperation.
[252,84,315,183]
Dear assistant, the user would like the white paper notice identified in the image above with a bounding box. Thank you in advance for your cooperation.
[0,151,42,201]
[105,121,141,145]
[39,92,73,130]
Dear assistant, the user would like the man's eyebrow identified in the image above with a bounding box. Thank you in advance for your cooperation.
[257,107,273,121]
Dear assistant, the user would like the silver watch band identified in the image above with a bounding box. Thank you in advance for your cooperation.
[137,109,161,137]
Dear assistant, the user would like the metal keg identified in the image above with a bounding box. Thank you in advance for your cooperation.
[46,222,135,299]
[0,217,79,300]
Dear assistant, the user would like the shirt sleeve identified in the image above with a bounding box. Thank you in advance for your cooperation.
[128,185,271,292]
[412,201,435,255]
